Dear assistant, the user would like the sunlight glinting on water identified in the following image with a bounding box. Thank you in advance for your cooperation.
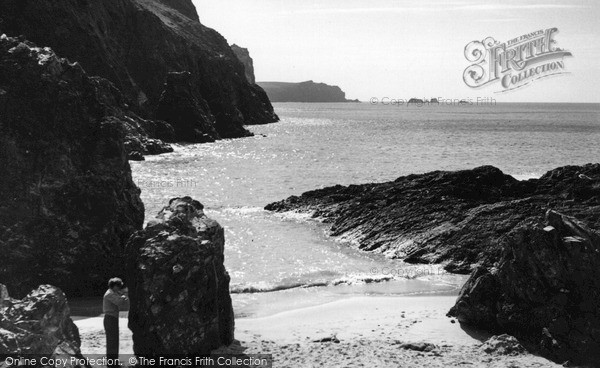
[131,102,600,315]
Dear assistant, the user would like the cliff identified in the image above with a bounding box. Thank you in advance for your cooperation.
[0,0,278,142]
[126,197,234,355]
[0,35,145,297]
[257,81,355,102]
[266,165,600,273]
[448,211,600,366]
[231,44,256,84]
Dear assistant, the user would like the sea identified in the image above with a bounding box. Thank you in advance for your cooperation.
[130,102,600,318]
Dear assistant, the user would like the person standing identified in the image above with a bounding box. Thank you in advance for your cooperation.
[103,277,130,362]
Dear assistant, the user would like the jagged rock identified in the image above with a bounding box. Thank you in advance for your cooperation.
[156,71,242,142]
[156,0,200,21]
[0,284,84,364]
[126,197,234,356]
[101,116,174,161]
[312,335,340,343]
[136,119,176,144]
[257,80,353,102]
[0,0,278,134]
[0,34,173,161]
[0,35,145,297]
[399,342,437,352]
[446,267,500,326]
[231,44,256,84]
[266,164,600,273]
[448,210,600,366]
[481,334,525,356]
[126,150,145,162]
[23,49,175,159]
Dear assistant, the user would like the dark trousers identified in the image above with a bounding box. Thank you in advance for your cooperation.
[104,315,119,360]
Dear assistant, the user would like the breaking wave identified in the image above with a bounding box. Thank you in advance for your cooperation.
[230,273,396,294]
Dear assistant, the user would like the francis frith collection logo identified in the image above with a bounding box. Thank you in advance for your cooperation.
[463,28,572,92]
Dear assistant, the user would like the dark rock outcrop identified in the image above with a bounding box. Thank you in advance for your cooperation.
[0,0,279,136]
[0,35,144,297]
[78,77,175,160]
[257,80,354,102]
[126,197,234,356]
[0,284,84,363]
[448,210,600,366]
[121,117,175,160]
[156,71,252,142]
[231,44,256,85]
[266,165,600,273]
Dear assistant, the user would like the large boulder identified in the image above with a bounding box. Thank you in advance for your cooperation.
[0,35,146,297]
[0,0,278,133]
[0,284,84,364]
[448,210,600,366]
[126,197,234,356]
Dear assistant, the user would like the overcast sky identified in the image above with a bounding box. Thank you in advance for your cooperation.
[195,0,600,102]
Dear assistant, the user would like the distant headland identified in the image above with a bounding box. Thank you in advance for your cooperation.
[257,81,359,103]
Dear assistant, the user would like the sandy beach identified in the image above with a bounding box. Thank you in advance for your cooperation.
[75,295,560,368]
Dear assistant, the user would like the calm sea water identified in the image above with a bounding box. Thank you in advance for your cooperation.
[131,102,600,316]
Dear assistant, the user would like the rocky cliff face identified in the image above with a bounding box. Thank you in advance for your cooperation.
[156,71,220,142]
[126,197,234,355]
[0,35,145,297]
[0,0,278,141]
[257,80,353,102]
[156,71,252,141]
[266,165,600,273]
[0,284,84,363]
[448,211,600,367]
[231,44,256,84]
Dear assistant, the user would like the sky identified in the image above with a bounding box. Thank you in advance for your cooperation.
[194,0,600,102]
